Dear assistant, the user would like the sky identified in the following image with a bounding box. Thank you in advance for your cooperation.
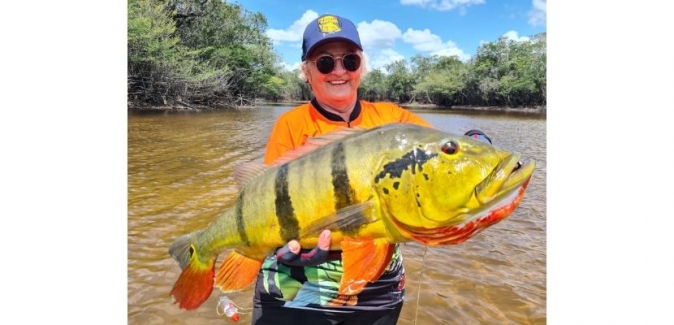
[235,0,547,71]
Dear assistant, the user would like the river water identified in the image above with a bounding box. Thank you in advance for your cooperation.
[128,105,547,325]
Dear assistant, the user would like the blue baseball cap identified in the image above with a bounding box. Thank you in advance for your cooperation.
[301,14,363,61]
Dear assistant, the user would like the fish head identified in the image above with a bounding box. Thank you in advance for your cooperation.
[374,126,535,245]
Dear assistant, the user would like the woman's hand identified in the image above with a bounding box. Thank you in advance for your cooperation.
[275,230,333,266]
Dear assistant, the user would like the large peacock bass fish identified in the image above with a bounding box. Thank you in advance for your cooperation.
[168,123,535,310]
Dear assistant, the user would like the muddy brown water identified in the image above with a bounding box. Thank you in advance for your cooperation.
[128,106,546,324]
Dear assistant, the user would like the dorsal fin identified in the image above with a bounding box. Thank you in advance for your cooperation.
[233,127,369,189]
[233,158,269,190]
[270,127,368,166]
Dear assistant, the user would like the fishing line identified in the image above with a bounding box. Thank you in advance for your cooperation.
[413,245,428,325]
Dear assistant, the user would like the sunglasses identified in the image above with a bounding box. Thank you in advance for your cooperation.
[310,53,362,74]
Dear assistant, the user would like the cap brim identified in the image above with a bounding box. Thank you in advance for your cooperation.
[304,38,363,61]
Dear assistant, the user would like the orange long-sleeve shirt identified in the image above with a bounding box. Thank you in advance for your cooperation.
[264,99,431,164]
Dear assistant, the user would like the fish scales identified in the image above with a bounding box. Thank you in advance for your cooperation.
[168,123,536,310]
[281,135,393,247]
[284,144,341,244]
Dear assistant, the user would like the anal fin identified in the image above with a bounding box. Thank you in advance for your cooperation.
[338,238,394,295]
[214,251,263,292]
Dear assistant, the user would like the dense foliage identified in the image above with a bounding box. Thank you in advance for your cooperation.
[128,0,280,109]
[128,0,546,109]
[358,33,546,108]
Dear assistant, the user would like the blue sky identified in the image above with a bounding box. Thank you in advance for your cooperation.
[234,0,546,71]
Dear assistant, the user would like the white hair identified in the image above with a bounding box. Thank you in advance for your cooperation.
[298,50,370,82]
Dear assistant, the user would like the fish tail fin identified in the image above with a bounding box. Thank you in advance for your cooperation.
[168,232,216,310]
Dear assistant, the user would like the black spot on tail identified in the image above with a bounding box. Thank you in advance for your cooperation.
[275,164,300,241]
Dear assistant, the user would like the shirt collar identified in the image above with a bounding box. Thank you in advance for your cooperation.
[311,98,361,123]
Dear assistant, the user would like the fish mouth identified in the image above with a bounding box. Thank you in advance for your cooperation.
[392,154,535,246]
[475,153,534,205]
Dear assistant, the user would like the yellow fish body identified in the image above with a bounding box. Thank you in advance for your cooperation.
[169,123,536,310]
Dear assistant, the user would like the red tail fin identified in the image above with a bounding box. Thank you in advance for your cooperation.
[169,257,216,310]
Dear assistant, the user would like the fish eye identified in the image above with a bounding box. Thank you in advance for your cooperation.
[441,141,459,155]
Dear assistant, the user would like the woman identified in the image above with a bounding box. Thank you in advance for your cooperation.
[252,14,490,325]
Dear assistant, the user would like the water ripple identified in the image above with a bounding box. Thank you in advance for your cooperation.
[128,108,547,324]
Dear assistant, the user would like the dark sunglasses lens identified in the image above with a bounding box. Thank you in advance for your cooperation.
[316,56,335,74]
[343,54,361,72]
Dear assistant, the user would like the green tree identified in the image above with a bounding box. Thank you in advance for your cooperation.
[359,69,388,102]
[167,0,278,106]
[128,0,280,109]
[384,60,414,103]
[414,55,469,107]
[128,0,187,106]
[466,33,546,107]
[274,69,311,101]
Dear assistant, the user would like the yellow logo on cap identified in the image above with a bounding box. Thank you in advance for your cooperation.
[317,15,341,33]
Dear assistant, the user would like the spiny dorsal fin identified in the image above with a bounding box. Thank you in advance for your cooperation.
[233,158,269,190]
[234,127,369,189]
[270,127,368,166]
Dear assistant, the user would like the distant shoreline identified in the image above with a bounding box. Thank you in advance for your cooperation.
[401,103,546,113]
[128,101,546,114]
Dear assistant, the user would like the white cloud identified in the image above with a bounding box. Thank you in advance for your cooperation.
[279,61,302,72]
[528,0,546,26]
[476,31,530,49]
[402,28,443,51]
[357,20,402,49]
[502,30,530,42]
[429,46,470,60]
[266,10,319,44]
[355,19,405,71]
[400,0,485,11]
[368,48,406,71]
[402,28,470,61]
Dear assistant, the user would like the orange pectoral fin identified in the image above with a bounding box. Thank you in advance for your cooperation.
[338,238,394,296]
[214,251,263,292]
[170,257,216,310]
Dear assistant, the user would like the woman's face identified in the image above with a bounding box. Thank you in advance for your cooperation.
[304,41,362,112]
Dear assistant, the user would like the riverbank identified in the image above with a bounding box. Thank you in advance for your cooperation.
[128,101,546,113]
[401,102,546,113]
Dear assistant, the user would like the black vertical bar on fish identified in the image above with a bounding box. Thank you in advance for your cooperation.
[331,142,361,235]
[331,142,354,208]
[274,164,300,241]
[235,189,251,246]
